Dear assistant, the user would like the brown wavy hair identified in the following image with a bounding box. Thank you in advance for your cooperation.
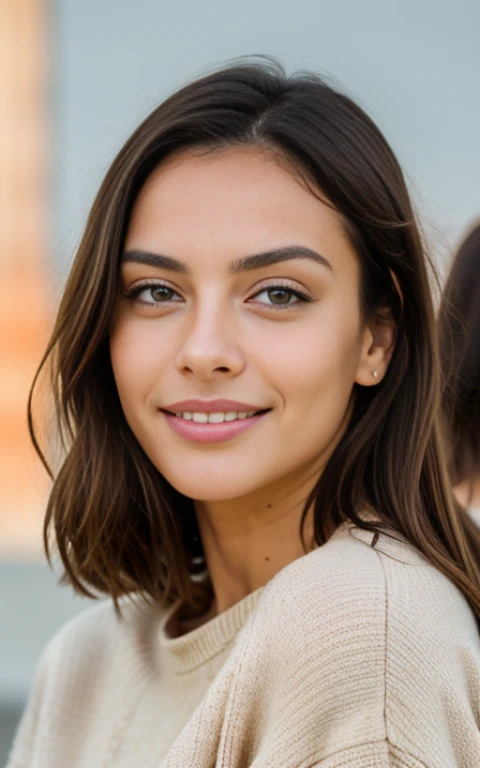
[438,222,480,493]
[29,59,480,625]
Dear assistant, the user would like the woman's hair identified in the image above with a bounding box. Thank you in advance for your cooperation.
[30,58,480,623]
[438,222,480,493]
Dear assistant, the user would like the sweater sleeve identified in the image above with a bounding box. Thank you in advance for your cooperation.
[5,598,128,768]
[5,645,51,768]
[235,531,480,768]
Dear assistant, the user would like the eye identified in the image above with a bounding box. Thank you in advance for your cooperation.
[123,282,182,305]
[122,281,311,310]
[249,285,311,310]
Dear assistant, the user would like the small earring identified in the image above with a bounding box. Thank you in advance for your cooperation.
[372,369,378,380]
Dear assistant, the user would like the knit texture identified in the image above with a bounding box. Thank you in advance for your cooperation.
[7,522,480,767]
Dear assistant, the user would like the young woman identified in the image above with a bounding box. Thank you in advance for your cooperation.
[8,60,480,767]
[438,223,480,523]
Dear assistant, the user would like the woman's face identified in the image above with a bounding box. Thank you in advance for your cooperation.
[110,147,380,502]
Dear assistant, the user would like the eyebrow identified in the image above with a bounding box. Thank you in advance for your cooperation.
[120,246,332,274]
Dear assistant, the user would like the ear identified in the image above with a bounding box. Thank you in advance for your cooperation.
[354,307,396,387]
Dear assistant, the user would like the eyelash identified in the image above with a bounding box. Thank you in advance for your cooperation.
[123,281,312,311]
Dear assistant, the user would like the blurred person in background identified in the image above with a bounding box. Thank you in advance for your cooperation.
[439,222,480,524]
[7,60,480,767]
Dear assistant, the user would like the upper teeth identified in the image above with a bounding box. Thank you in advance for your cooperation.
[174,411,257,423]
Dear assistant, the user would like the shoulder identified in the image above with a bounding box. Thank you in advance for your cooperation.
[44,598,120,655]
[255,523,390,679]
[260,522,389,634]
[369,528,480,758]
[9,596,167,766]
[43,594,156,658]
[33,593,165,705]
[250,523,480,758]
[261,521,479,645]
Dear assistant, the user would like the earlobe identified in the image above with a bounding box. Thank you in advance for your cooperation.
[355,312,396,387]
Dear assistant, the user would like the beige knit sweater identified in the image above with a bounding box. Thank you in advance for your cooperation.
[7,522,480,767]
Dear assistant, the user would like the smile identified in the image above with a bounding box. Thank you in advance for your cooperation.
[169,410,261,423]
[161,409,271,443]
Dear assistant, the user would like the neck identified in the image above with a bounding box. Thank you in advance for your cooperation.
[454,475,480,508]
[194,471,318,616]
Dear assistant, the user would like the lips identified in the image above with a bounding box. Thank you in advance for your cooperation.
[162,408,270,444]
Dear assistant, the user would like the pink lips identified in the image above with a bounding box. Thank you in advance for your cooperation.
[161,405,269,444]
[163,398,265,414]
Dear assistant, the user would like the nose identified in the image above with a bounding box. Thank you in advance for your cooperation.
[174,301,246,382]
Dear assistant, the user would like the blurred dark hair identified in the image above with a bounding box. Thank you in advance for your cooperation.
[29,58,480,624]
[438,222,480,493]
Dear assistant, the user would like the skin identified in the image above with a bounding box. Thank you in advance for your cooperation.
[455,476,480,509]
[110,147,395,629]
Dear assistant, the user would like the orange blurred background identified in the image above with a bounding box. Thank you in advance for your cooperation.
[0,0,51,557]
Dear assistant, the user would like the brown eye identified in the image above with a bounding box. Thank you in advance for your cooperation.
[250,285,311,310]
[267,288,293,305]
[150,286,175,302]
[124,282,182,305]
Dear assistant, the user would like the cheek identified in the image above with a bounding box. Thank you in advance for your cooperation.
[109,320,166,413]
[263,310,362,427]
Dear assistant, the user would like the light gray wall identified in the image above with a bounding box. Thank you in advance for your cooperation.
[51,0,480,280]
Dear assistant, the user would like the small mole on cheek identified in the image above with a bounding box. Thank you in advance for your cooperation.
[265,557,270,562]
[267,504,272,508]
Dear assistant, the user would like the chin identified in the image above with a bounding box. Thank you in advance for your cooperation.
[156,467,262,503]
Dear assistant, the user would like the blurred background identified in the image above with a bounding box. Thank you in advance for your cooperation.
[1,0,479,760]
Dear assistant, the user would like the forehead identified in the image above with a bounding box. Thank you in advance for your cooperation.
[125,147,357,273]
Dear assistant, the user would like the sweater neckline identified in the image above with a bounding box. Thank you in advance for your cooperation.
[157,517,377,676]
[158,585,265,675]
